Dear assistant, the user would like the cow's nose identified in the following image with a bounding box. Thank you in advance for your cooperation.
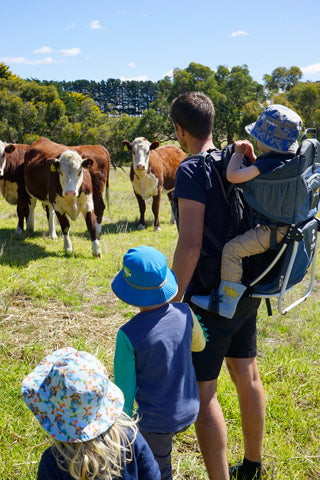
[64,190,76,197]
[136,165,145,171]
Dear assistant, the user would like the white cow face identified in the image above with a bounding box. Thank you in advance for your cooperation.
[123,137,160,174]
[53,150,93,197]
[0,141,15,177]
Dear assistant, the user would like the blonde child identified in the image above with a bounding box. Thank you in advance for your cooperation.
[22,347,161,480]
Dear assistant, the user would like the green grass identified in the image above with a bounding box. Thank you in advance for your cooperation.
[0,166,320,479]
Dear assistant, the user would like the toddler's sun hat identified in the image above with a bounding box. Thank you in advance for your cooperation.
[245,104,302,153]
[21,347,124,443]
[112,245,178,307]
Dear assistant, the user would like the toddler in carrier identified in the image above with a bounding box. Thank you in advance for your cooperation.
[192,104,303,318]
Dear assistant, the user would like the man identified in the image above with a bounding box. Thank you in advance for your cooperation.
[170,91,265,480]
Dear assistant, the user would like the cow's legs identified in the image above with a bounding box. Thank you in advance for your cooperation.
[16,199,29,234]
[45,204,57,240]
[84,210,101,258]
[16,188,34,234]
[93,192,104,236]
[135,192,146,230]
[167,191,176,224]
[16,206,26,234]
[55,211,72,254]
[152,193,161,231]
[26,197,36,232]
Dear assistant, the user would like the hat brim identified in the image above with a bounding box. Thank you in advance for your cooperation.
[245,122,298,154]
[72,381,124,442]
[112,267,178,307]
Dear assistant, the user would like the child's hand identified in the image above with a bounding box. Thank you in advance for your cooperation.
[234,140,249,155]
[244,141,256,164]
[234,140,256,163]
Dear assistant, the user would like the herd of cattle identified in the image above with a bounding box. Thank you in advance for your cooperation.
[0,137,186,257]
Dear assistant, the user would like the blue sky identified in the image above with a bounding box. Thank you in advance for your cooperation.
[1,0,320,85]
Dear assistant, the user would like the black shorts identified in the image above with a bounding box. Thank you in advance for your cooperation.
[190,296,261,381]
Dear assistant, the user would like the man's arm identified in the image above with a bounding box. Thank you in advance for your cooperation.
[171,198,205,302]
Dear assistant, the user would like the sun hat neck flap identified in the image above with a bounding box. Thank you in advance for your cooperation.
[111,246,178,307]
[21,347,124,443]
[245,104,302,154]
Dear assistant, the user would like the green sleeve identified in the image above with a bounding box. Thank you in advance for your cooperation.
[114,329,136,417]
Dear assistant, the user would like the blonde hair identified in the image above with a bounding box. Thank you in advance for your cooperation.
[51,413,138,480]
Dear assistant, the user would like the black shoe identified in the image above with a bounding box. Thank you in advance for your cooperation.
[229,461,262,480]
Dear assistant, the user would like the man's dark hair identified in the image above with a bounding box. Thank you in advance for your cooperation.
[170,91,215,139]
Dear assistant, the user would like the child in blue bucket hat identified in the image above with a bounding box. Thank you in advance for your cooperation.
[192,104,303,319]
[112,245,206,480]
[21,347,161,480]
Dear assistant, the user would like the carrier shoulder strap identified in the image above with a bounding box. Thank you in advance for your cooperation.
[192,149,230,255]
[193,147,247,256]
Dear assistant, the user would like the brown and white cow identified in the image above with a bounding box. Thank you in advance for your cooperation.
[122,137,185,231]
[24,137,102,257]
[0,141,34,234]
[69,144,110,236]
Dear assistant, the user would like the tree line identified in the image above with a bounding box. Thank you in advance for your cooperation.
[37,78,158,116]
[0,62,319,165]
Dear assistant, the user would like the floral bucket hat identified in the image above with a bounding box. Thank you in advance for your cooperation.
[245,104,302,154]
[112,245,178,307]
[21,347,124,443]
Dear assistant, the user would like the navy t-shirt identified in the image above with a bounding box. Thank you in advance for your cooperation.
[254,151,295,174]
[174,151,231,256]
[173,151,232,294]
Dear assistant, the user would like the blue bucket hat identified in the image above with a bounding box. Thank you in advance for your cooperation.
[245,104,302,154]
[112,246,178,307]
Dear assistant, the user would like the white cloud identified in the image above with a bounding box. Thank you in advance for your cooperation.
[34,46,53,54]
[120,75,148,81]
[60,48,81,56]
[301,63,320,75]
[231,30,249,38]
[129,62,136,68]
[90,20,102,30]
[36,57,55,65]
[65,23,76,30]
[0,56,55,65]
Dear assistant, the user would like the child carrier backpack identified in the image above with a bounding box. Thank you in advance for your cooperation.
[242,128,320,314]
[176,129,320,315]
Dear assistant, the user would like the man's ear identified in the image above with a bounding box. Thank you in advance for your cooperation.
[175,123,184,136]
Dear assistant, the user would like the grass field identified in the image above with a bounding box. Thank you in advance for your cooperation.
[0,166,319,479]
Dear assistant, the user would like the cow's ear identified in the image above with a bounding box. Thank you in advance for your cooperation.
[48,158,60,172]
[122,140,132,151]
[81,158,94,169]
[5,144,15,154]
[150,141,160,150]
